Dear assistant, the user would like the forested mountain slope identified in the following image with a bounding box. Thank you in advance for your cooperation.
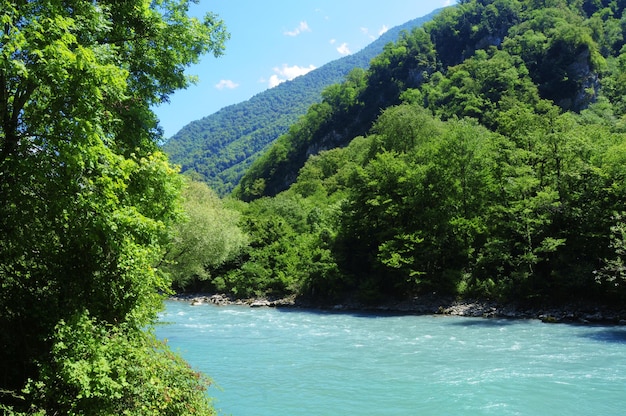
[171,0,626,307]
[235,0,621,200]
[162,10,441,195]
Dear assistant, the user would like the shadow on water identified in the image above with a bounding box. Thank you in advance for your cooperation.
[447,317,521,327]
[275,306,426,319]
[581,329,626,344]
[275,307,523,324]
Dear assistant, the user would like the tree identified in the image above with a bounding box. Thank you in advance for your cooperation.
[595,212,626,298]
[422,48,541,128]
[0,1,228,413]
[162,179,248,290]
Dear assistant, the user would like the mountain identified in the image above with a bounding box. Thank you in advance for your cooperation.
[176,0,626,306]
[233,0,613,201]
[162,9,443,195]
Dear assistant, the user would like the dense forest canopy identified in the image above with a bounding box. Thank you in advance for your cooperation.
[0,0,227,414]
[172,0,626,309]
[235,0,625,200]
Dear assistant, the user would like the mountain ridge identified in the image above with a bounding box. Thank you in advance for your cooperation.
[162,8,443,195]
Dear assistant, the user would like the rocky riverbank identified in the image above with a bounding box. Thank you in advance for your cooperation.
[171,293,297,308]
[169,293,626,325]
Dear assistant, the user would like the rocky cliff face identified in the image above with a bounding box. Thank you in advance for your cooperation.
[561,48,599,111]
[537,41,600,112]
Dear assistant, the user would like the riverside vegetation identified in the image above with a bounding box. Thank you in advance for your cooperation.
[0,0,228,414]
[4,0,626,414]
[167,0,626,314]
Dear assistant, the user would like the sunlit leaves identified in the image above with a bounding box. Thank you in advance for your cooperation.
[595,213,626,293]
[0,0,227,413]
[163,179,248,288]
[31,312,215,415]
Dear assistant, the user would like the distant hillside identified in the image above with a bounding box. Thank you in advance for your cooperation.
[162,9,442,195]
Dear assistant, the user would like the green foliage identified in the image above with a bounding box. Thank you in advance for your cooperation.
[365,27,438,106]
[600,48,626,119]
[595,213,626,295]
[25,312,215,415]
[336,112,499,298]
[161,179,247,289]
[189,0,626,306]
[503,2,604,109]
[235,25,441,201]
[0,0,227,412]
[235,100,336,200]
[426,0,523,69]
[236,0,626,200]
[423,48,541,127]
[210,193,335,298]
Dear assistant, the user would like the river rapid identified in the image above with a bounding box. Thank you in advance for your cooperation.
[157,301,626,416]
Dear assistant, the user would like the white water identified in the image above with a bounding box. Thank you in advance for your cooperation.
[157,301,626,415]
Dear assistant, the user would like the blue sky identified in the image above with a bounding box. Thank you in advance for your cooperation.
[154,1,457,138]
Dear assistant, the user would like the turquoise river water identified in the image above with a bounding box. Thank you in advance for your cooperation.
[156,301,626,415]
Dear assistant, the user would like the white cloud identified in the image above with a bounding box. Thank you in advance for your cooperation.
[215,79,239,90]
[284,21,311,37]
[268,74,283,88]
[267,64,316,88]
[329,38,336,45]
[336,42,351,56]
[360,27,374,40]
[361,25,389,40]
[281,64,316,79]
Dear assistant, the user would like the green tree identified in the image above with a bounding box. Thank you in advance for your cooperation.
[161,179,248,290]
[320,68,367,114]
[595,212,626,298]
[336,106,499,299]
[0,1,227,413]
[422,48,541,127]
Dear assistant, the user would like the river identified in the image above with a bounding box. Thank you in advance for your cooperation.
[156,301,626,415]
